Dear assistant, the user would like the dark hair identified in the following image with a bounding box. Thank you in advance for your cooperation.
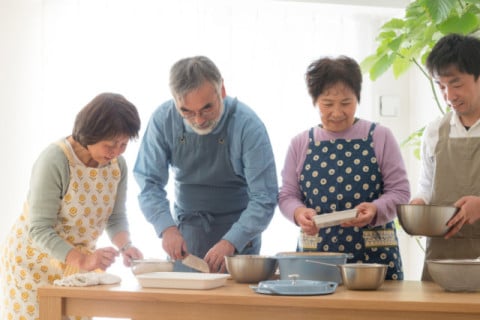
[169,56,223,102]
[426,33,480,80]
[305,55,362,105]
[72,92,141,147]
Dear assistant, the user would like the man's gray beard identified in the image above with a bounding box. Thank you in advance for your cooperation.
[190,119,218,135]
[189,100,225,135]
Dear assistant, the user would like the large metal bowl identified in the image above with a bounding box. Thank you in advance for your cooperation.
[339,263,387,290]
[427,259,480,292]
[225,255,278,283]
[396,204,459,237]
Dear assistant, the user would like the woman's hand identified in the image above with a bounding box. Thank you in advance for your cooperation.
[68,247,118,271]
[294,207,318,235]
[121,245,143,267]
[341,202,376,228]
[409,198,426,205]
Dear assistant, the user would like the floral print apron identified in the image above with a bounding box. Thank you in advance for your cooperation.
[0,140,120,320]
[298,124,403,280]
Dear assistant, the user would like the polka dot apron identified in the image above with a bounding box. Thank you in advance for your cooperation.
[0,140,120,320]
[298,124,403,280]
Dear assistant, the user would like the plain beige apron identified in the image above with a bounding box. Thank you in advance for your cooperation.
[0,140,120,320]
[422,113,480,280]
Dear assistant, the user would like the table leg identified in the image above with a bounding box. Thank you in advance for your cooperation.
[39,294,63,320]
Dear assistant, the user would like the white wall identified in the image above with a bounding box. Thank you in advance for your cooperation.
[0,0,43,234]
[0,0,433,280]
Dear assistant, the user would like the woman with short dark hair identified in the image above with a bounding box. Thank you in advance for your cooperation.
[0,92,142,320]
[279,56,410,280]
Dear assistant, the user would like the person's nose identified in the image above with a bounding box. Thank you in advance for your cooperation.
[331,105,343,117]
[444,86,457,104]
[192,113,207,124]
[111,146,124,157]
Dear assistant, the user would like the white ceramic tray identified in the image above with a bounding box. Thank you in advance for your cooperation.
[136,272,230,290]
[313,209,357,228]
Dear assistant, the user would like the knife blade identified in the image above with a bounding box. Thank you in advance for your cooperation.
[182,254,210,273]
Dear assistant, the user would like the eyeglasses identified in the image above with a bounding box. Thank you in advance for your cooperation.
[180,107,216,120]
[179,95,221,120]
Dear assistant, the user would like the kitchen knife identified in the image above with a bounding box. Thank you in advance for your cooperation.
[182,254,210,273]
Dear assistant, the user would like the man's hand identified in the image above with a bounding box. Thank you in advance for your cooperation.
[445,196,480,239]
[162,226,187,260]
[204,239,235,273]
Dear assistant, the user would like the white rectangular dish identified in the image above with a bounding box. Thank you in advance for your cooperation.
[313,209,357,228]
[136,272,230,290]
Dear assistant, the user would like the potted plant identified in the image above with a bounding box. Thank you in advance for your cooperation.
[360,0,480,259]
[361,0,480,158]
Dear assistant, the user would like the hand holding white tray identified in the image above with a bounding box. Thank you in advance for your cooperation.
[313,209,357,228]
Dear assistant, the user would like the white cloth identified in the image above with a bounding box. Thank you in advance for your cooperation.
[53,272,121,287]
[414,112,480,203]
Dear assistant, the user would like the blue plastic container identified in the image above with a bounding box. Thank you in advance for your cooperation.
[275,252,350,284]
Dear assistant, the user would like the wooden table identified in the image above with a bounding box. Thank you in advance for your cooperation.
[39,278,480,320]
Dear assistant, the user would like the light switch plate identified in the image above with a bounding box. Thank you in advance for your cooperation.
[379,95,400,117]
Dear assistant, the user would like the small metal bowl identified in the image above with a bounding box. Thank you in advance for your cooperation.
[131,259,174,275]
[225,255,278,283]
[396,204,459,237]
[339,263,387,290]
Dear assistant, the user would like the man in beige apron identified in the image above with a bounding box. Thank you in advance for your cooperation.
[421,113,480,280]
[409,34,480,280]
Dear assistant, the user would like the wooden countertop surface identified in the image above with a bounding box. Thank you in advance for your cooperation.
[39,278,480,317]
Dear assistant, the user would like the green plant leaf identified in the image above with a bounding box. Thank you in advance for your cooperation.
[422,0,456,24]
[388,34,405,52]
[359,54,378,74]
[438,12,479,34]
[381,18,405,31]
[377,30,397,41]
[392,56,411,78]
[370,54,395,81]
[363,0,480,160]
[401,127,425,147]
[420,50,431,66]
[465,2,480,12]
[405,1,425,19]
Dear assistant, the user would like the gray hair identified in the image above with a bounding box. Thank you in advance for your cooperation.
[169,56,223,102]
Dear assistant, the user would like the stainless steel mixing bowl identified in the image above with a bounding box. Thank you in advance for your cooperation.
[339,263,387,290]
[305,259,387,290]
[225,255,278,283]
[427,259,480,292]
[396,204,459,237]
